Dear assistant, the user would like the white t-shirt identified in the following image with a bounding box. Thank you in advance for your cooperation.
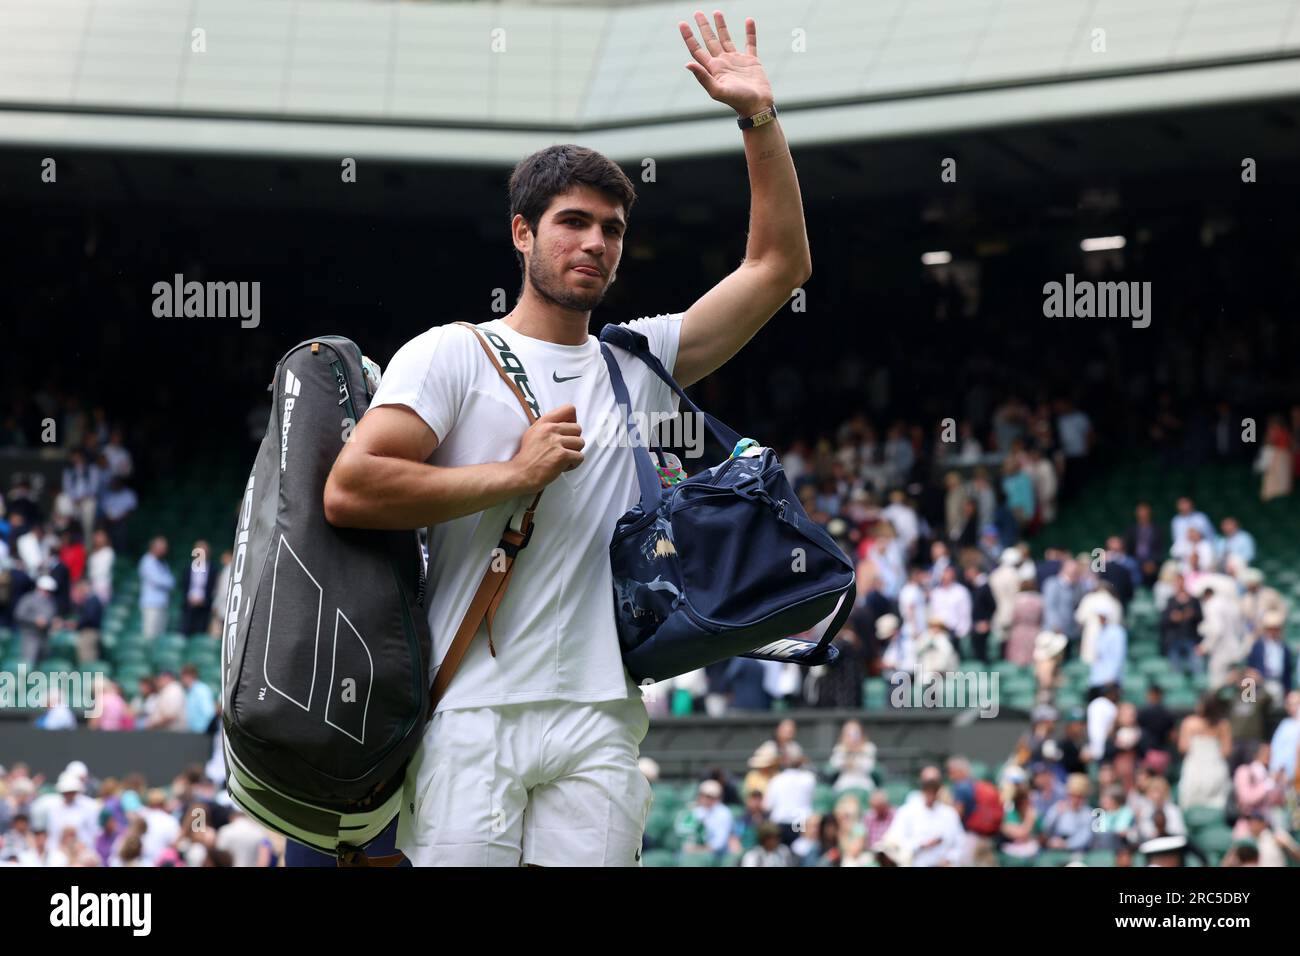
[763,768,816,825]
[369,315,683,712]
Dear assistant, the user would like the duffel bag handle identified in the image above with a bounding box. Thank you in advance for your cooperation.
[598,324,743,453]
[600,341,673,509]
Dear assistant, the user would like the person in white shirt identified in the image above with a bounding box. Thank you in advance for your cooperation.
[1170,497,1214,553]
[1086,683,1120,762]
[146,671,187,731]
[762,743,816,842]
[45,773,100,851]
[215,809,272,867]
[897,566,929,651]
[87,528,115,604]
[15,524,51,578]
[882,490,920,558]
[929,565,971,646]
[1171,526,1216,576]
[883,766,964,867]
[321,38,815,866]
[989,548,1024,642]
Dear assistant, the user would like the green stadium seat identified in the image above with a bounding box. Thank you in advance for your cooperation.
[679,851,718,867]
[1183,806,1226,833]
[641,849,678,868]
[1197,826,1234,859]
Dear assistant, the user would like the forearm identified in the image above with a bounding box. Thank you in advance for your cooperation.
[739,116,810,277]
[326,453,528,531]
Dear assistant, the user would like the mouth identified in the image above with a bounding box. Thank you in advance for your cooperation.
[572,265,602,277]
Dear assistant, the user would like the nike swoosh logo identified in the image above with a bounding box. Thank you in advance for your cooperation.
[553,372,583,383]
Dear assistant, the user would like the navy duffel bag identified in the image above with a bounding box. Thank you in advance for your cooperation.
[598,323,856,684]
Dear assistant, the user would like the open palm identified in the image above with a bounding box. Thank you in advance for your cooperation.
[679,11,773,117]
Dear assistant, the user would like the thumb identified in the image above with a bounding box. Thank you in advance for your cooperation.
[685,62,719,97]
[539,404,577,423]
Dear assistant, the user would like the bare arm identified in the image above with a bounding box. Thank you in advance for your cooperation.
[323,404,584,530]
[672,13,811,389]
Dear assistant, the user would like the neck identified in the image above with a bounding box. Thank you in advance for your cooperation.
[502,286,590,346]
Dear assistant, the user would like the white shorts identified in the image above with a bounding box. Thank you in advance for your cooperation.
[395,696,653,866]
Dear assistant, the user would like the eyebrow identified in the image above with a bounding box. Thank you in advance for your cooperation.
[553,208,625,229]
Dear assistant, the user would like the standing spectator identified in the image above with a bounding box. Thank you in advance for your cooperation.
[56,529,86,587]
[882,490,919,559]
[1258,415,1293,502]
[1042,558,1084,650]
[989,549,1023,645]
[877,613,914,676]
[763,743,816,845]
[101,426,134,480]
[741,822,795,866]
[209,549,233,636]
[138,536,174,640]
[1138,684,1177,756]
[1005,576,1044,668]
[1233,742,1286,825]
[1076,581,1123,665]
[14,574,58,666]
[98,476,138,555]
[15,522,51,578]
[882,766,964,867]
[1177,694,1232,810]
[180,540,216,636]
[1198,577,1247,691]
[1160,576,1203,675]
[1245,611,1295,702]
[1025,447,1058,525]
[62,579,104,665]
[146,670,187,731]
[1239,568,1286,643]
[180,664,217,734]
[1087,684,1120,763]
[914,619,960,676]
[897,565,929,655]
[964,563,996,663]
[1088,608,1127,690]
[1100,536,1138,608]
[929,565,971,652]
[59,450,100,544]
[1033,630,1068,694]
[1054,397,1093,498]
[87,528,115,605]
[1268,691,1300,784]
[1124,502,1166,587]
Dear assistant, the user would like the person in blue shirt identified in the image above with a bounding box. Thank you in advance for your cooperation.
[1090,611,1127,689]
[180,663,216,733]
[138,536,175,640]
[1215,517,1256,571]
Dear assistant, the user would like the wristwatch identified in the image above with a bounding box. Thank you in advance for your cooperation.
[737,103,778,130]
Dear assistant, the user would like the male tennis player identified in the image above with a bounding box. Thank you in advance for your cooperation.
[324,11,810,866]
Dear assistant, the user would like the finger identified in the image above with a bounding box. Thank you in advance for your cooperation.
[678,20,712,71]
[746,17,757,57]
[560,436,585,451]
[685,61,719,97]
[693,10,723,57]
[552,422,583,436]
[713,11,736,53]
[564,451,585,471]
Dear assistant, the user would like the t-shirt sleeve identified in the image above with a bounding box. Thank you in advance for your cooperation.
[622,312,684,380]
[368,324,472,446]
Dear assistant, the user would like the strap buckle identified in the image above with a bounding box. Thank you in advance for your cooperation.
[499,518,535,559]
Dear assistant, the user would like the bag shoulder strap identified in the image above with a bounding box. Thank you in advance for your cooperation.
[427,321,542,716]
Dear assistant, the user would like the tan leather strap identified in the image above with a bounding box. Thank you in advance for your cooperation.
[426,322,543,717]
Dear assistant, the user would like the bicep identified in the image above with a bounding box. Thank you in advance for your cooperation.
[337,405,439,470]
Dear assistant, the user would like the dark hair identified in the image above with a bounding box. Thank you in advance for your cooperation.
[507,144,636,277]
